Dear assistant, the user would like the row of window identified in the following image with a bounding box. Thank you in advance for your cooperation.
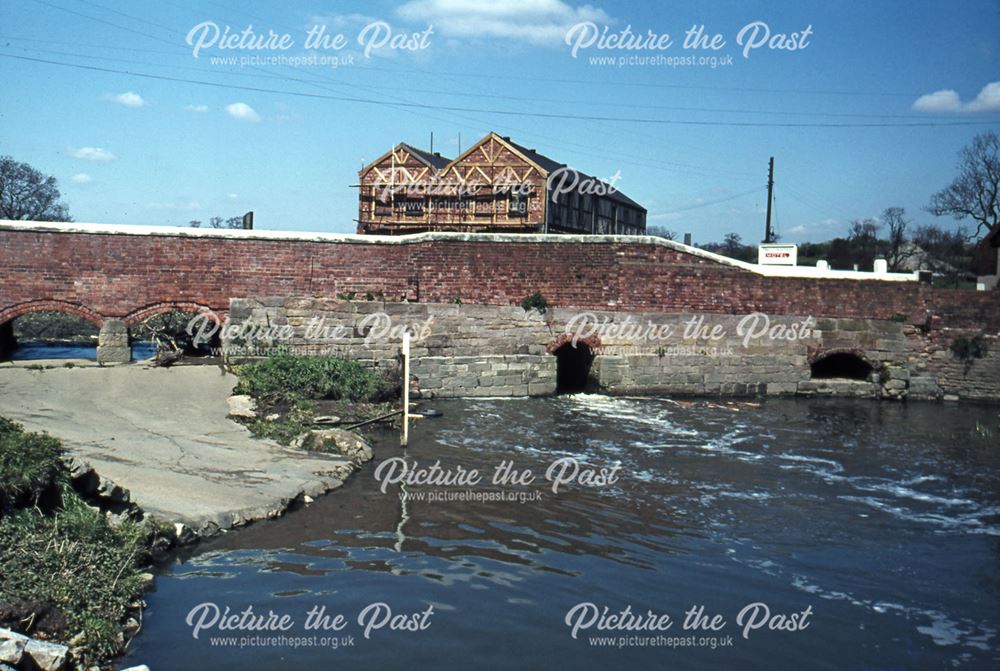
[370,193,531,218]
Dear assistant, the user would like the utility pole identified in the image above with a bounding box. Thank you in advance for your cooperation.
[764,156,775,243]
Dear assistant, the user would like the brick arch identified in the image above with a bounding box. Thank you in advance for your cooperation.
[546,332,602,354]
[0,300,104,328]
[123,302,225,327]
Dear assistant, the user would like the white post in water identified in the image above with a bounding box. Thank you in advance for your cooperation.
[401,331,410,447]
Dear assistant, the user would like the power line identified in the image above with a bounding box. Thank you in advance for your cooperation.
[661,187,763,214]
[5,53,999,130]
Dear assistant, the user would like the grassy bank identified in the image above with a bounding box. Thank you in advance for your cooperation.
[232,353,398,444]
[0,417,151,669]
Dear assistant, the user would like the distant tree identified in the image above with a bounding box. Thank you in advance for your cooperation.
[848,218,881,270]
[646,226,676,240]
[927,131,1000,240]
[912,222,974,287]
[881,207,917,272]
[189,219,202,228]
[723,232,743,257]
[202,215,243,229]
[826,237,854,270]
[700,232,755,262]
[0,155,71,221]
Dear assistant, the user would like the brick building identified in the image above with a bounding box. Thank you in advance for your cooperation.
[974,226,1000,288]
[357,132,646,235]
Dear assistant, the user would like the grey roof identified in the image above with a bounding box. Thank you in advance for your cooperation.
[502,136,646,212]
[398,143,451,170]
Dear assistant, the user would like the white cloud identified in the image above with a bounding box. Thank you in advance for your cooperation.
[225,102,261,122]
[105,91,145,108]
[70,147,115,161]
[396,0,611,46]
[913,81,1000,113]
[185,104,209,113]
[912,89,963,113]
[71,173,93,184]
[227,193,238,200]
[968,82,1000,112]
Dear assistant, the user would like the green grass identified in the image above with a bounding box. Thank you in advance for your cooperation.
[233,353,389,406]
[0,417,149,668]
[0,416,64,508]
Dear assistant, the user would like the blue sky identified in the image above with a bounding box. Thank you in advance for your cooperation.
[1,0,998,243]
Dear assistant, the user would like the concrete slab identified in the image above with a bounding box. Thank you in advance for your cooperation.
[0,365,355,532]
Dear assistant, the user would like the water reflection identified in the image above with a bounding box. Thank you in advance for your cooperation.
[124,396,1000,671]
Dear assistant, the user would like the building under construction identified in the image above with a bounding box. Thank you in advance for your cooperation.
[356,132,646,236]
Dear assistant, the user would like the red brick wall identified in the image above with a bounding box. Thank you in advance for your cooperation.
[1,227,998,331]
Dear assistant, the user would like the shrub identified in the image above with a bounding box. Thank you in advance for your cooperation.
[243,401,317,445]
[0,418,64,507]
[950,335,989,360]
[0,419,147,666]
[234,353,388,405]
[0,492,146,665]
[521,291,548,314]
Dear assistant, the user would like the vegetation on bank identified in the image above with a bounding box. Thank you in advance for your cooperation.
[232,353,398,445]
[234,352,388,405]
[0,417,150,669]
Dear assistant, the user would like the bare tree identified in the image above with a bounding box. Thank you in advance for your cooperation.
[0,156,71,221]
[646,226,676,240]
[721,232,740,254]
[927,131,1000,240]
[881,207,917,272]
[189,219,202,228]
[206,215,243,229]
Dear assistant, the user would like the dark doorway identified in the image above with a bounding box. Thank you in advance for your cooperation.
[810,352,873,380]
[555,343,594,393]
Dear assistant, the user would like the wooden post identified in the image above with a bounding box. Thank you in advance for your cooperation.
[401,331,410,447]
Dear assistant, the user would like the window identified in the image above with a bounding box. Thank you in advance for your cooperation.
[509,192,529,217]
[402,198,424,217]
[474,194,494,217]
[374,192,392,217]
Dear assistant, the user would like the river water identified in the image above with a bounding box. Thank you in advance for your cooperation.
[122,395,999,670]
[8,341,157,360]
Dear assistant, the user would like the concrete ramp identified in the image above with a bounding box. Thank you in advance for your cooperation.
[0,364,354,532]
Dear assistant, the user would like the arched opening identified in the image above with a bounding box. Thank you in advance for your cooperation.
[810,352,874,380]
[554,343,595,393]
[129,310,221,361]
[0,310,99,361]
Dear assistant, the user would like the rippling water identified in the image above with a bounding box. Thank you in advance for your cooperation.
[122,396,1000,670]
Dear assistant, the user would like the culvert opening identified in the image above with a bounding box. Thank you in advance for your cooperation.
[555,343,595,393]
[810,352,873,380]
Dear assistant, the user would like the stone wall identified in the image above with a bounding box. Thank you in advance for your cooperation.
[1,222,997,399]
[223,298,1000,401]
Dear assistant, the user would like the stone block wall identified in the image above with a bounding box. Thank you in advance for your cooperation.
[221,298,994,401]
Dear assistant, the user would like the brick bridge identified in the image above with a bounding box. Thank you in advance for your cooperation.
[1,220,997,399]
